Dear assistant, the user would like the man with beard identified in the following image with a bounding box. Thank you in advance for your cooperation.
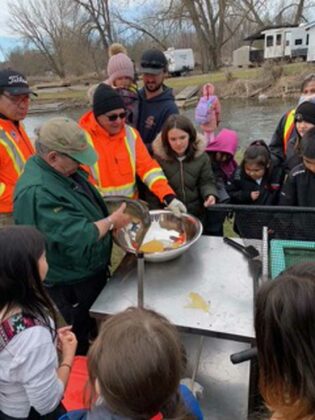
[137,49,179,153]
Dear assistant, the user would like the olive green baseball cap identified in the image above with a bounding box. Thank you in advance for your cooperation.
[37,117,97,166]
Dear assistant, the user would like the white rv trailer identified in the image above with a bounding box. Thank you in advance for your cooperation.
[164,48,195,76]
[261,25,308,60]
[306,21,315,61]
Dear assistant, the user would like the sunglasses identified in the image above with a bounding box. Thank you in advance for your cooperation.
[141,60,165,69]
[105,112,127,121]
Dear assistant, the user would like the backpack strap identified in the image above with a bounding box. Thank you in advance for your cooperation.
[207,96,216,107]
[0,313,46,351]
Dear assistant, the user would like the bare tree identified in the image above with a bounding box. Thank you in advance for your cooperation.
[9,0,80,78]
[71,0,114,60]
[181,0,257,71]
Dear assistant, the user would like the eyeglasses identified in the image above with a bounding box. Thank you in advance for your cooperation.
[2,92,30,105]
[105,112,127,121]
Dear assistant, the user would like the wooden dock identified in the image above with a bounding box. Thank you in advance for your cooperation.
[175,85,200,109]
[35,82,71,90]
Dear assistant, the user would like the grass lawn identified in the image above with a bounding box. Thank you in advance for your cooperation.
[33,88,88,103]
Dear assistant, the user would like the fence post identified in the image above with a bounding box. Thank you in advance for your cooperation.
[261,226,269,283]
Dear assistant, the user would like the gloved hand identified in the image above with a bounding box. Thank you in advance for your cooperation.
[167,198,187,217]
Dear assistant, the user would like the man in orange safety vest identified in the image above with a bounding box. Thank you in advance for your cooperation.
[0,69,35,225]
[80,83,186,217]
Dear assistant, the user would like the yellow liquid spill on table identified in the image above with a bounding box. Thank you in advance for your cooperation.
[185,292,210,313]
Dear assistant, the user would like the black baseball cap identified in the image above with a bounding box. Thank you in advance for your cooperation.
[139,49,168,74]
[0,69,37,96]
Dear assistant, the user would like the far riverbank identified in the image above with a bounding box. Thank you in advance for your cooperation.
[29,61,315,112]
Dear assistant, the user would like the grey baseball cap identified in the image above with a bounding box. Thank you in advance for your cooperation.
[37,117,97,166]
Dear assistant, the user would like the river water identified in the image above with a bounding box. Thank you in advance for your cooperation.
[24,98,296,149]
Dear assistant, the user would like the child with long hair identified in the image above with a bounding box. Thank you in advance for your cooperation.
[0,226,77,419]
[63,307,203,419]
[255,262,315,420]
[148,114,217,225]
[228,140,284,238]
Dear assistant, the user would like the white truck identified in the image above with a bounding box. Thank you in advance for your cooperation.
[164,48,195,76]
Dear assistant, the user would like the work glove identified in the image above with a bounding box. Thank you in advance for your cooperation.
[167,198,187,217]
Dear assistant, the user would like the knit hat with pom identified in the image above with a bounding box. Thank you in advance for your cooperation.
[107,43,134,85]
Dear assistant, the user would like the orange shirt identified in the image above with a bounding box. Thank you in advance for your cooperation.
[0,118,34,212]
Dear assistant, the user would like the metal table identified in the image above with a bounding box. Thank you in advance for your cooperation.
[90,236,257,419]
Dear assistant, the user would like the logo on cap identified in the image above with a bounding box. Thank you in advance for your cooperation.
[8,75,28,85]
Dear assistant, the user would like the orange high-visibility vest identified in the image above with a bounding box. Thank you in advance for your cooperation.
[283,109,295,156]
[79,111,174,201]
[0,118,34,213]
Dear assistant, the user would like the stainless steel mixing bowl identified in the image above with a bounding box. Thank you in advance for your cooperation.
[113,210,203,262]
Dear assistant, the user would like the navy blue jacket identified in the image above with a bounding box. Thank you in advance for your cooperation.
[137,86,179,150]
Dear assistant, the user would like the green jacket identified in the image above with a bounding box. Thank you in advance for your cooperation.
[14,156,112,286]
[148,133,217,218]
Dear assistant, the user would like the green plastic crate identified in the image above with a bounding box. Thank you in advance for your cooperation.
[270,239,315,279]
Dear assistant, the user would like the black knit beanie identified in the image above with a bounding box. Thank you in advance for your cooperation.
[301,126,315,159]
[93,83,125,117]
[295,101,315,126]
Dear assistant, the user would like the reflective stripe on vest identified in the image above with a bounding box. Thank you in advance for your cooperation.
[85,132,100,182]
[0,128,27,176]
[0,183,5,197]
[98,182,136,197]
[283,109,295,155]
[143,167,167,189]
[124,125,136,176]
[88,125,137,197]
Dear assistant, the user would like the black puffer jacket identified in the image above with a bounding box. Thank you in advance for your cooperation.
[227,164,285,239]
[146,133,217,219]
[227,165,284,205]
[279,163,315,206]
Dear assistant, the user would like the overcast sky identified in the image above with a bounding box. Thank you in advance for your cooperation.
[0,0,12,37]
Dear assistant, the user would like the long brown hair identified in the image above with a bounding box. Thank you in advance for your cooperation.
[161,114,198,161]
[255,263,315,419]
[87,307,193,419]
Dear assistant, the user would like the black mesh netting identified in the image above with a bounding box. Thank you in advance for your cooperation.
[205,204,315,277]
